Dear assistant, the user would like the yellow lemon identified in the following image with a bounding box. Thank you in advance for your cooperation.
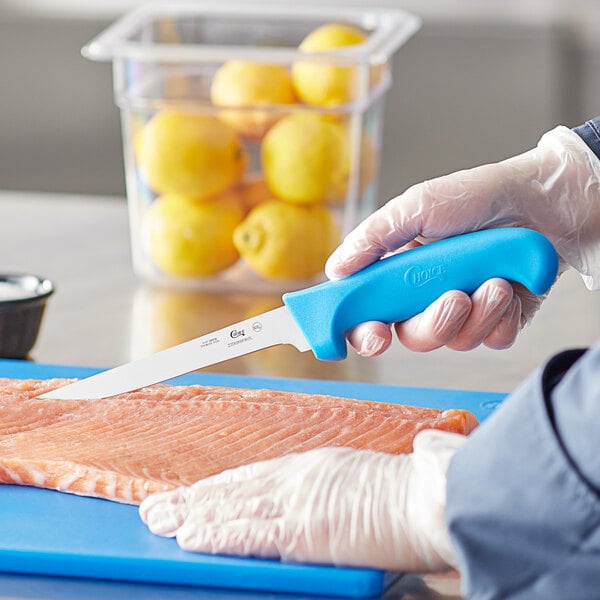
[292,23,379,107]
[329,128,379,204]
[261,113,350,205]
[145,193,244,277]
[131,112,147,160]
[210,60,298,140]
[233,200,340,281]
[237,176,274,213]
[213,175,274,215]
[137,110,247,198]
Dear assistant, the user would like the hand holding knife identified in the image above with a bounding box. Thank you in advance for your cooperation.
[39,228,558,400]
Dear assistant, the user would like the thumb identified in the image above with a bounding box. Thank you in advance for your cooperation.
[325,160,524,280]
[325,187,426,280]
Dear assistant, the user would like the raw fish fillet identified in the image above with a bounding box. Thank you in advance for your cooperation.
[0,378,478,505]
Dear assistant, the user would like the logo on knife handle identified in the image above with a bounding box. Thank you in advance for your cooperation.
[404,265,447,287]
[229,328,245,339]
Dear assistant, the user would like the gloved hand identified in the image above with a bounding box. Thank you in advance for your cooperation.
[326,126,600,355]
[139,429,466,572]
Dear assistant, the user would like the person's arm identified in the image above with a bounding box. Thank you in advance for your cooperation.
[326,118,600,354]
[446,340,600,599]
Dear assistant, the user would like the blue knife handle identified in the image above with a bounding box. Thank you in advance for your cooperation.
[282,227,558,361]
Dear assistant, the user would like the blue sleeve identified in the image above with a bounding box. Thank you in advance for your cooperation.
[573,116,600,159]
[445,340,600,599]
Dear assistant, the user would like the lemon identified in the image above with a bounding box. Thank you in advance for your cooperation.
[213,175,274,215]
[262,113,378,206]
[137,110,247,198]
[292,23,374,107]
[131,112,147,160]
[210,60,298,140]
[236,175,274,213]
[145,193,244,277]
[261,113,350,205]
[339,129,379,202]
[233,200,339,280]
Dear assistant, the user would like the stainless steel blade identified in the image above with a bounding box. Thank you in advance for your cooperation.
[38,306,310,400]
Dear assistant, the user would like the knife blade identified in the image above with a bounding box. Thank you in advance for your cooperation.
[39,227,558,400]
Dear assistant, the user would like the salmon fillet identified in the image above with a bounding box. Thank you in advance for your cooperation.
[0,378,478,505]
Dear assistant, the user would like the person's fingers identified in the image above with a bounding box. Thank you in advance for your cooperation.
[140,488,189,536]
[183,493,282,526]
[394,291,473,352]
[446,279,514,351]
[511,281,545,327]
[482,295,522,350]
[346,321,393,357]
[345,280,535,354]
[142,479,283,535]
[176,518,284,559]
[139,489,175,524]
[140,459,286,536]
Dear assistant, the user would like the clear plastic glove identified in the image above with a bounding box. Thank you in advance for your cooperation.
[139,429,466,572]
[326,126,600,355]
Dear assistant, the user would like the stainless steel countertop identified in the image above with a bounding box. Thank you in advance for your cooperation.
[1,190,599,599]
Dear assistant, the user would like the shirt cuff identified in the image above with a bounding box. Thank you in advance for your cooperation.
[573,117,600,160]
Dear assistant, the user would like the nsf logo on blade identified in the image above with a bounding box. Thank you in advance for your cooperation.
[404,265,447,287]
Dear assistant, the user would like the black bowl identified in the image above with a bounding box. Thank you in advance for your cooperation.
[0,274,54,359]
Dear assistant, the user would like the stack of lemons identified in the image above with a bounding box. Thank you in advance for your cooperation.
[139,23,381,283]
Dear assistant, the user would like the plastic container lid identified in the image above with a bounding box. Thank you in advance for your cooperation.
[82,2,422,65]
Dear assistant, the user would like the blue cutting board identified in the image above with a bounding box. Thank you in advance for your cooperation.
[0,360,506,598]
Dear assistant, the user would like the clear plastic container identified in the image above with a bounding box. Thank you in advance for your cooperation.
[83,2,420,293]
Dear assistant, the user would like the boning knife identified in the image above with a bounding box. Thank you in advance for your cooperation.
[39,227,559,400]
